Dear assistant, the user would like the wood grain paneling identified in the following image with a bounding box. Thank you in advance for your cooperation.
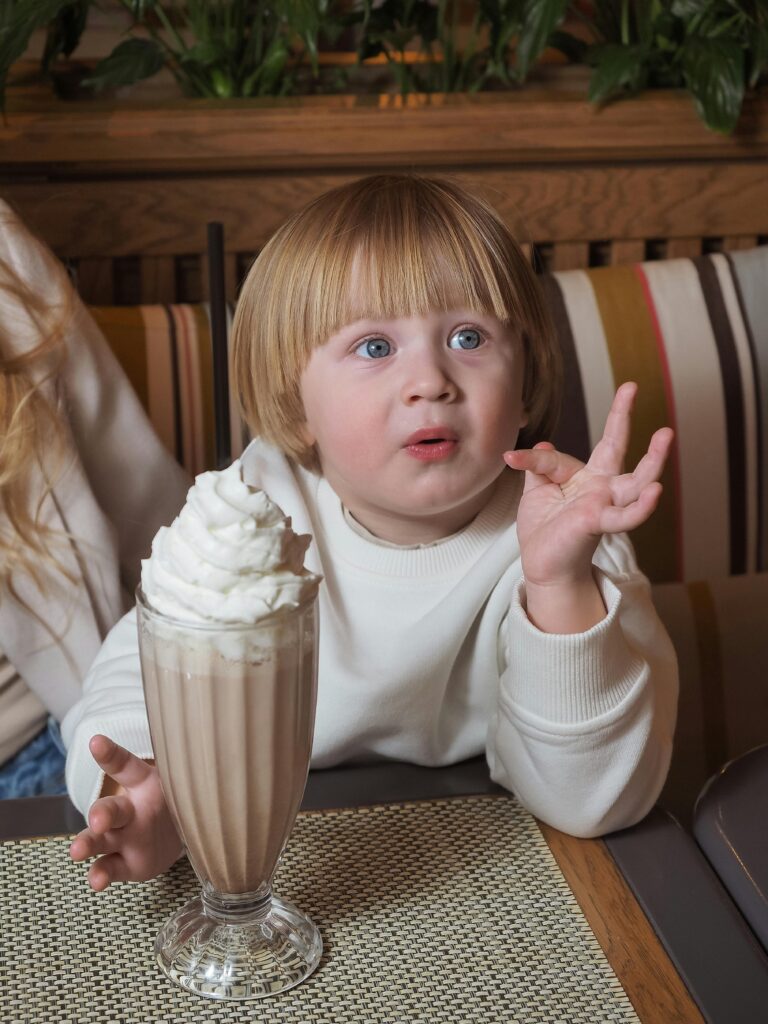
[3,89,767,175]
[75,257,113,304]
[552,241,590,271]
[6,163,767,266]
[722,235,759,251]
[140,255,176,303]
[611,240,646,265]
[667,238,702,259]
[224,252,237,304]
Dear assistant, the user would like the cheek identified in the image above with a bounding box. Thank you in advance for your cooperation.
[473,380,525,452]
[309,393,384,469]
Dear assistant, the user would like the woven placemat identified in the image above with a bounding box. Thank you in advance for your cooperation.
[1,795,639,1024]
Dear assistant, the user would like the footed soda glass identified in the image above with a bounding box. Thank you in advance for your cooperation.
[136,587,322,1000]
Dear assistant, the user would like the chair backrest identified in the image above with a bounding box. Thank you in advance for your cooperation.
[91,245,768,585]
[546,247,768,583]
[89,304,248,480]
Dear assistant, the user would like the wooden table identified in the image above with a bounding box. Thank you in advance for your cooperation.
[2,758,767,1022]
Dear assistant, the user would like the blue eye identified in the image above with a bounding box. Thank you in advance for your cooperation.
[355,337,391,359]
[449,328,482,350]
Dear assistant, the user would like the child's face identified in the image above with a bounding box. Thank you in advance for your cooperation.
[299,308,526,544]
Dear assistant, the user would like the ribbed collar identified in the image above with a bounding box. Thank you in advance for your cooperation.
[315,469,522,578]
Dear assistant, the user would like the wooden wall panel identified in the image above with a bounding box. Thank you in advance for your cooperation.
[6,162,767,271]
[667,238,702,259]
[722,235,759,251]
[75,258,113,304]
[551,242,590,271]
[610,240,645,265]
[4,88,767,176]
[140,256,176,304]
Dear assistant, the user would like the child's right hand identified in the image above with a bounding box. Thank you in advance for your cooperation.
[69,735,183,891]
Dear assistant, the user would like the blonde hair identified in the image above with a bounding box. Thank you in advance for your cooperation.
[232,172,562,468]
[0,236,75,610]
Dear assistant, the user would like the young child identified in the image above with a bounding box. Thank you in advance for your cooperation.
[66,173,678,891]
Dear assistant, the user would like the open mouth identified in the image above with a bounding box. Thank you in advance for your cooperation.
[403,431,459,461]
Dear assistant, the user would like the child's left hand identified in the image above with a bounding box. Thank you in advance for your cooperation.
[503,381,674,592]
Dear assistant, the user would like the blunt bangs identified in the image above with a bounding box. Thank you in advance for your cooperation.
[301,177,529,350]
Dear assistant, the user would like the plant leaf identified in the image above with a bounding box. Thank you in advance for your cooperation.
[179,40,228,68]
[242,36,290,96]
[548,29,588,63]
[588,42,647,104]
[42,0,89,73]
[747,22,768,88]
[83,38,165,93]
[515,0,569,80]
[0,0,75,106]
[670,0,702,18]
[681,36,745,134]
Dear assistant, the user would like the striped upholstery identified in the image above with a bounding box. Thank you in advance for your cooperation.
[542,247,768,821]
[653,573,768,824]
[89,304,248,479]
[90,246,768,825]
[547,248,768,584]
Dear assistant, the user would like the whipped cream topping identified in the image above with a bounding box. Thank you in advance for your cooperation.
[141,460,321,624]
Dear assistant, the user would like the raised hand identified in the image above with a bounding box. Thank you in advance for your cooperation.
[69,735,183,891]
[503,382,673,631]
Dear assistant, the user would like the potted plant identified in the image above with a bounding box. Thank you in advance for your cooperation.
[2,0,766,133]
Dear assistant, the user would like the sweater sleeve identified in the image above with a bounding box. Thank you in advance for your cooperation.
[60,607,150,816]
[486,532,679,838]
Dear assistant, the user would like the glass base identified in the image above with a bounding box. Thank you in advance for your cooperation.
[155,892,323,1000]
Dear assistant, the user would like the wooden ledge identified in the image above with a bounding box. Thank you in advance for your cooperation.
[3,84,767,175]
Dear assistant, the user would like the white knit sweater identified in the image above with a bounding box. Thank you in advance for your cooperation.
[62,439,678,837]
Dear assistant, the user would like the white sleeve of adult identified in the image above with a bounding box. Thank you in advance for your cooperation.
[486,534,678,838]
[60,607,151,816]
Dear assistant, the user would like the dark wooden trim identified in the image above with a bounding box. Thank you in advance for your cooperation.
[3,86,768,177]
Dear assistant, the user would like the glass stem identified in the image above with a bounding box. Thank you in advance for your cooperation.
[201,881,273,924]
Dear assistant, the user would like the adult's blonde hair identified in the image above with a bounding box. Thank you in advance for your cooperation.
[232,172,562,467]
[0,235,74,608]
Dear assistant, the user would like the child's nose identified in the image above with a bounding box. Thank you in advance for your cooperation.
[400,356,458,404]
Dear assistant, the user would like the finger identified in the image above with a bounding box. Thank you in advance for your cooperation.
[599,482,662,534]
[504,446,584,485]
[610,427,674,506]
[70,828,124,862]
[89,735,152,791]
[69,832,95,862]
[87,853,133,892]
[88,794,135,836]
[588,382,637,475]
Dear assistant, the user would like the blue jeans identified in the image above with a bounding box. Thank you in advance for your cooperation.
[0,717,67,799]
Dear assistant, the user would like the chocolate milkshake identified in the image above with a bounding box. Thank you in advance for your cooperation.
[137,459,322,1000]
[138,600,317,895]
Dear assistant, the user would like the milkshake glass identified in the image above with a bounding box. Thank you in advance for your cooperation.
[136,585,321,1000]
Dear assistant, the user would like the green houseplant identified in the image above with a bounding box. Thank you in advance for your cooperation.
[2,0,766,132]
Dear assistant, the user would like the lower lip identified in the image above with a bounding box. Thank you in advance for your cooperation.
[404,440,458,461]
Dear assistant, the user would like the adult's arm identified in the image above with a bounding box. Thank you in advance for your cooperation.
[61,607,149,815]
